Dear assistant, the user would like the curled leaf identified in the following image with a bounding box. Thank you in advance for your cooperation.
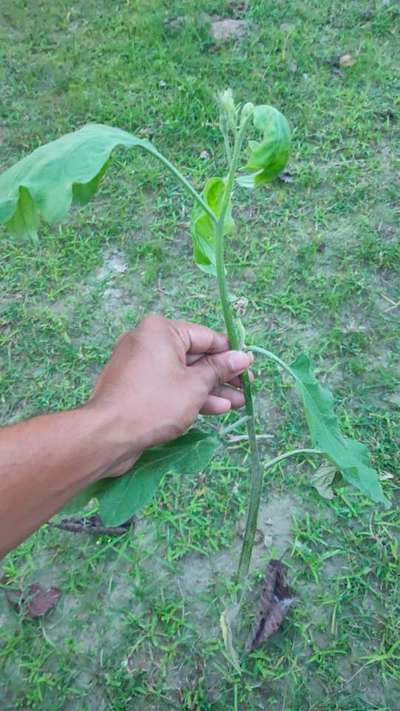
[0,124,160,239]
[246,560,295,651]
[238,105,290,188]
[191,177,234,275]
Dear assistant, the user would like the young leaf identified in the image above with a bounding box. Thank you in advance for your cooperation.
[238,105,290,188]
[290,354,390,508]
[96,429,220,527]
[191,177,234,275]
[0,124,160,239]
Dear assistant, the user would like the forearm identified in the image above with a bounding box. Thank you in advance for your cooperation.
[0,405,121,558]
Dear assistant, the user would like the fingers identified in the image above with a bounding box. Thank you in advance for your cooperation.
[172,320,229,355]
[186,356,255,386]
[192,350,254,391]
[200,385,246,414]
[200,395,232,415]
[227,370,255,388]
[210,385,246,408]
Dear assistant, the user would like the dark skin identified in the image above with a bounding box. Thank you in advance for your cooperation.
[0,314,253,558]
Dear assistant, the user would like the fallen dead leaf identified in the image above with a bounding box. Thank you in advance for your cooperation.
[5,583,61,618]
[339,53,355,67]
[246,560,295,651]
[50,514,135,536]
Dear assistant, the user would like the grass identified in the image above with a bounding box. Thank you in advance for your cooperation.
[0,0,399,708]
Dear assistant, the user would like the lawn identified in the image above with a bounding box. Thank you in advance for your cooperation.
[0,0,399,709]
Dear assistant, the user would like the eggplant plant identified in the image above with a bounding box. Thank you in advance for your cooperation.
[0,91,390,594]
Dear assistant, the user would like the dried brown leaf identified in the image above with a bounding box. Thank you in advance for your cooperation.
[26,583,61,617]
[51,514,135,536]
[246,560,295,651]
[4,583,61,618]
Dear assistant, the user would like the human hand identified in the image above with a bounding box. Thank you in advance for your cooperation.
[87,314,253,476]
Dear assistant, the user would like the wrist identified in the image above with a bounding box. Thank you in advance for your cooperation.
[79,399,145,480]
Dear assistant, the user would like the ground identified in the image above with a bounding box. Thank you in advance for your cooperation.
[0,0,399,709]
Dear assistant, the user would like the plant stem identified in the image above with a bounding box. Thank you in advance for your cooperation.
[247,345,296,380]
[263,448,323,473]
[149,147,218,225]
[215,117,264,583]
[222,415,250,436]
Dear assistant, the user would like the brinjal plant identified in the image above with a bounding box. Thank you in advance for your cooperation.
[0,90,390,646]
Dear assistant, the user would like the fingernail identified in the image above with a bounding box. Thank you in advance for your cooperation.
[228,351,252,371]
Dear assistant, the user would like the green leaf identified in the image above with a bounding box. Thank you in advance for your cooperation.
[290,354,390,508]
[61,482,102,516]
[0,124,160,238]
[191,177,234,275]
[96,429,220,527]
[238,105,290,188]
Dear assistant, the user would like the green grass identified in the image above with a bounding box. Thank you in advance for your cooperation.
[0,0,399,708]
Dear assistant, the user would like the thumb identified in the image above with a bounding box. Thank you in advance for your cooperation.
[191,350,253,391]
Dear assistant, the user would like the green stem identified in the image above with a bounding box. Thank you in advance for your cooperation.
[215,117,264,583]
[247,345,296,380]
[222,415,250,436]
[149,147,218,225]
[263,448,323,473]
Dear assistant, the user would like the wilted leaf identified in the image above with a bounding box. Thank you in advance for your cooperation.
[290,354,390,508]
[0,124,162,239]
[246,560,295,650]
[97,429,220,527]
[238,105,290,188]
[191,177,234,275]
[310,463,338,499]
[5,583,61,618]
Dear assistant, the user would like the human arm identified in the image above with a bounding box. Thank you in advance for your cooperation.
[0,315,253,557]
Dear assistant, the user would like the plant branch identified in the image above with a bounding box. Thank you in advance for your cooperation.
[149,148,218,225]
[221,415,250,436]
[247,345,296,380]
[263,448,323,472]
